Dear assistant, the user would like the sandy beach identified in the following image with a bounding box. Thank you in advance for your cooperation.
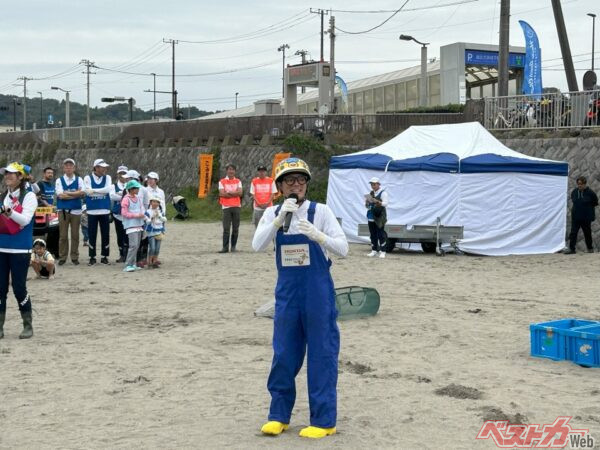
[1,221,599,449]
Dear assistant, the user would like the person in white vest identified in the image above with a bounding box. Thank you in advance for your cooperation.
[83,159,112,265]
[0,162,38,339]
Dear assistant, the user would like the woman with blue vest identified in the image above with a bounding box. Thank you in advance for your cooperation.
[110,165,129,263]
[120,180,146,272]
[0,162,38,339]
[84,159,112,266]
[55,158,85,265]
[252,157,348,439]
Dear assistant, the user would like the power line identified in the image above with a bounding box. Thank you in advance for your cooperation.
[177,11,313,44]
[334,1,410,35]
[329,0,477,13]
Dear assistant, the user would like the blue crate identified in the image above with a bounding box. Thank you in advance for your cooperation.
[565,325,600,368]
[530,319,599,361]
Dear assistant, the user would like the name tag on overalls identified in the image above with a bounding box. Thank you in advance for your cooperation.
[281,244,311,266]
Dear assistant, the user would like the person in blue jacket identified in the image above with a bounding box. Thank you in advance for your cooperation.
[0,162,38,339]
[252,157,348,439]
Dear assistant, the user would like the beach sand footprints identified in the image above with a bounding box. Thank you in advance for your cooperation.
[434,383,483,400]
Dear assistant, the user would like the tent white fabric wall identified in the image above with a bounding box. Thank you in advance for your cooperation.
[327,123,568,256]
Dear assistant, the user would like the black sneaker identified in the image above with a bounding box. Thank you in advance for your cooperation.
[563,249,576,255]
[88,258,97,266]
[218,248,229,253]
[115,256,125,263]
[58,260,66,266]
[586,248,594,254]
[100,257,109,265]
[72,260,80,265]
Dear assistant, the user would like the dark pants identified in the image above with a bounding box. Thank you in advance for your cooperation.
[222,207,241,250]
[0,252,31,315]
[368,221,387,252]
[113,218,128,258]
[569,218,593,251]
[137,237,148,263]
[88,214,110,258]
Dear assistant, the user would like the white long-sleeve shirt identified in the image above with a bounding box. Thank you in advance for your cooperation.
[252,200,348,258]
[0,188,38,253]
[84,173,113,215]
[55,175,85,215]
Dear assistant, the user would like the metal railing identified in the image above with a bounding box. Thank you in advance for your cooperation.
[484,90,600,130]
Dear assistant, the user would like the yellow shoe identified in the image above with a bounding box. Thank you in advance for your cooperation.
[261,421,289,435]
[299,426,336,439]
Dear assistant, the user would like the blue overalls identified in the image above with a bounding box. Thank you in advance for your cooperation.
[268,201,340,428]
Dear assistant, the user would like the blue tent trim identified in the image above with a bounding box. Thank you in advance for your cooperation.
[330,152,567,176]
[329,153,391,170]
[460,154,568,176]
[388,153,458,173]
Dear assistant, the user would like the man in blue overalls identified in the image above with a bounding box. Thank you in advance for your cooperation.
[252,157,348,439]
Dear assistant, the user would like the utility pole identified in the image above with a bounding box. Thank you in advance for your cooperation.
[163,38,179,119]
[497,0,510,97]
[80,59,95,126]
[17,76,31,130]
[551,0,578,92]
[37,91,43,127]
[329,15,336,113]
[295,50,308,93]
[277,43,290,100]
[310,9,329,61]
[150,73,156,119]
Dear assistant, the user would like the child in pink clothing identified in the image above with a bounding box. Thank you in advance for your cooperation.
[120,180,146,272]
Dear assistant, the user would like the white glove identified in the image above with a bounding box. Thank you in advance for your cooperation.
[297,218,327,245]
[272,198,299,228]
[85,189,94,196]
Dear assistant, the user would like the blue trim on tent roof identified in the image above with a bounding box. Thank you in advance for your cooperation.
[329,152,458,173]
[460,154,568,176]
[329,153,391,170]
[330,152,568,176]
[388,153,458,173]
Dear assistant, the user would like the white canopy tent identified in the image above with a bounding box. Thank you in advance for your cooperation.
[327,122,568,256]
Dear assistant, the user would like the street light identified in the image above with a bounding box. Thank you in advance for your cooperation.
[400,34,430,107]
[277,43,290,100]
[588,13,597,72]
[37,91,43,127]
[51,86,70,127]
[235,92,239,109]
[101,96,134,122]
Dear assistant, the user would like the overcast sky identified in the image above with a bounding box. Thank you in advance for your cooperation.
[0,0,596,114]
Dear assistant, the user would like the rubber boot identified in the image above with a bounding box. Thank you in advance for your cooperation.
[261,421,289,435]
[19,311,33,339]
[230,233,238,252]
[0,313,5,339]
[299,426,336,439]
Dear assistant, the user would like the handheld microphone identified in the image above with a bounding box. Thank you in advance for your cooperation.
[282,193,298,232]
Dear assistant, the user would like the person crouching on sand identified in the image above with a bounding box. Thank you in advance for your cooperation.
[30,238,55,279]
[252,157,348,439]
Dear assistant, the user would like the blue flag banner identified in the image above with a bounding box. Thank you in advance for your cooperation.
[519,20,543,95]
[335,75,349,112]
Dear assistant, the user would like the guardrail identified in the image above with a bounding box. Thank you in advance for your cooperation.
[484,90,600,130]
[0,113,467,145]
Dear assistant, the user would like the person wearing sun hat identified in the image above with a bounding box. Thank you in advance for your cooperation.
[252,157,348,439]
[55,158,86,266]
[120,180,146,272]
[365,176,389,258]
[83,159,112,266]
[0,162,38,339]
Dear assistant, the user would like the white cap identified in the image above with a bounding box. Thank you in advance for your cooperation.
[369,177,380,184]
[117,165,128,174]
[93,159,109,168]
[147,171,159,180]
[63,158,75,165]
[149,195,162,203]
[126,169,140,179]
